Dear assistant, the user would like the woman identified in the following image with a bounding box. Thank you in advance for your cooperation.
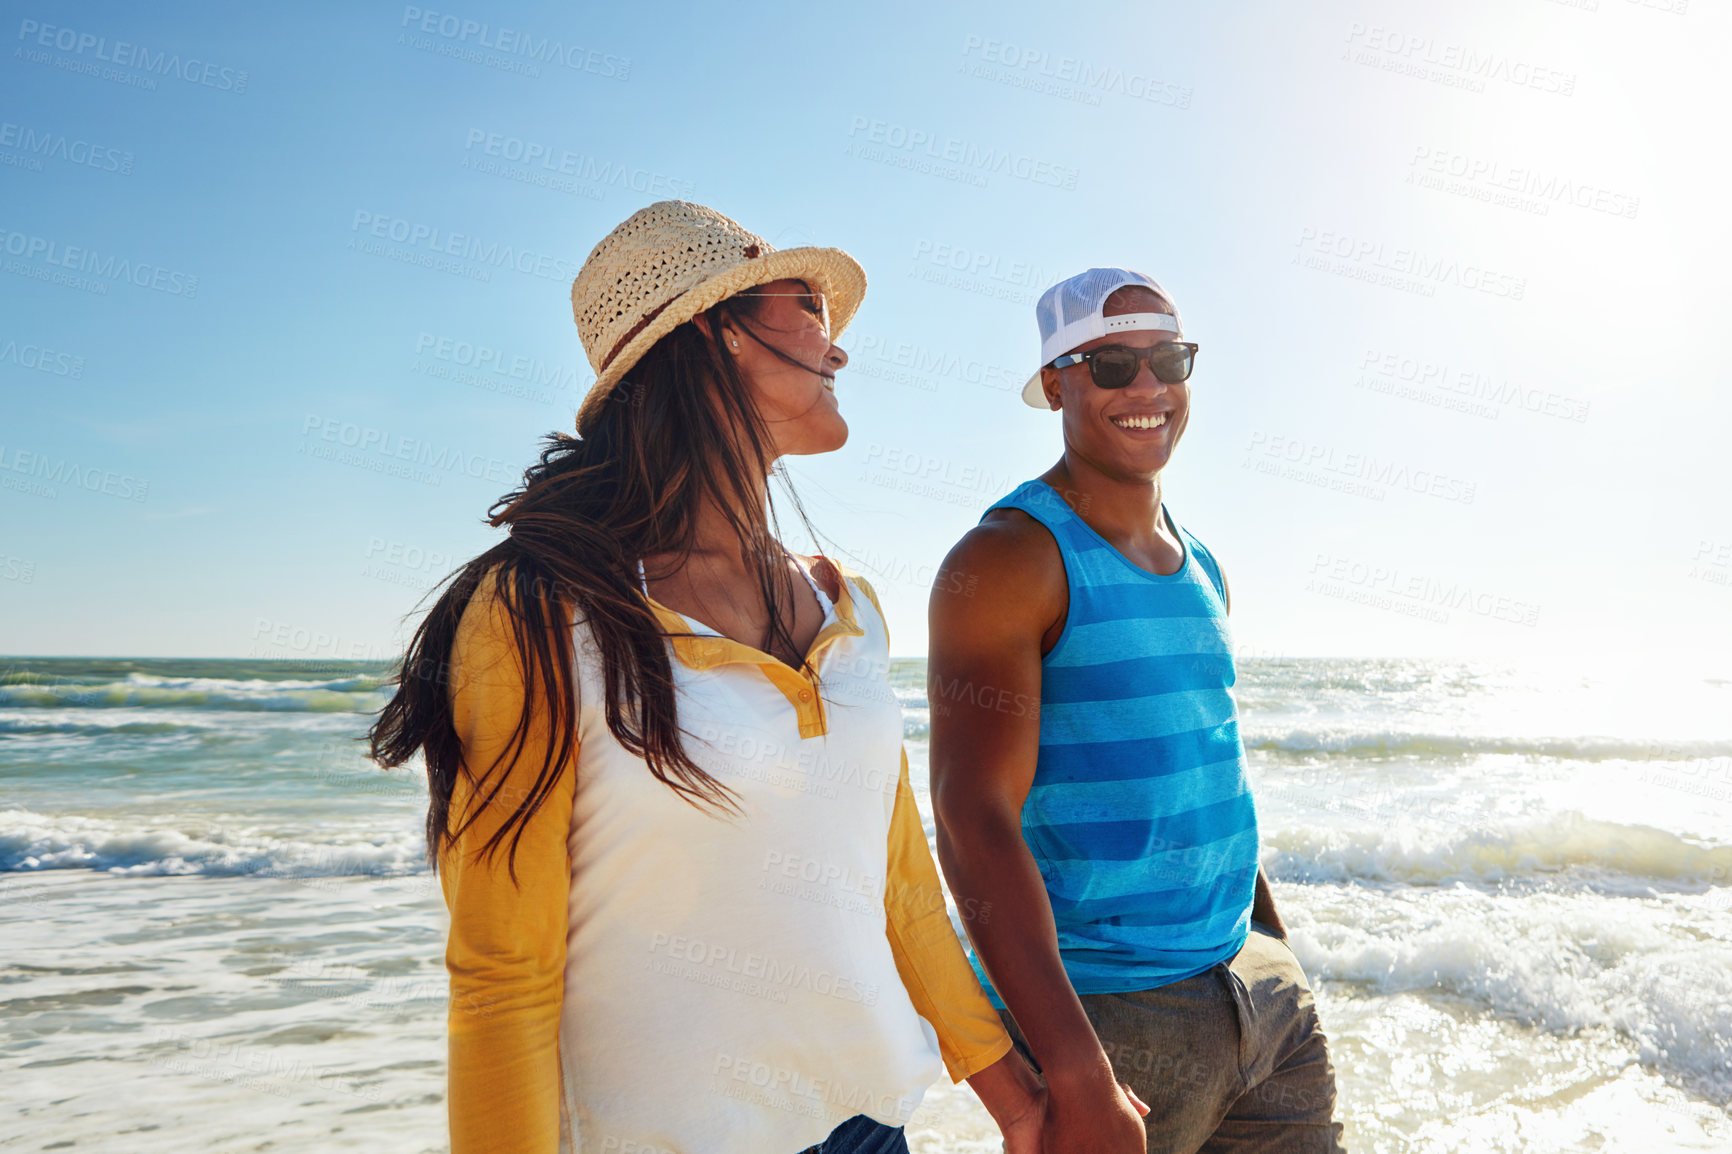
[368,201,1052,1153]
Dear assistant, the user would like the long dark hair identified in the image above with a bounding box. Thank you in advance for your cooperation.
[367,291,829,884]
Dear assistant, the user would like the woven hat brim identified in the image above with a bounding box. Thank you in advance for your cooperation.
[574,246,866,432]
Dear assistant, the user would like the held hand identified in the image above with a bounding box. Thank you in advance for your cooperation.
[968,1050,1049,1154]
[997,1083,1046,1154]
[1040,1080,1148,1154]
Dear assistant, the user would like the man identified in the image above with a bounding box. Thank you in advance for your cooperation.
[928,268,1345,1153]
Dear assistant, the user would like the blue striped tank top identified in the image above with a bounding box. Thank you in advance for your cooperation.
[967,478,1260,1002]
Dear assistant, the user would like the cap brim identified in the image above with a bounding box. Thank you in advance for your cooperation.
[1021,369,1051,409]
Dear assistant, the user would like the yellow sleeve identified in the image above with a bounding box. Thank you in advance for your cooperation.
[845,570,1014,1083]
[440,567,576,1154]
[884,745,1015,1081]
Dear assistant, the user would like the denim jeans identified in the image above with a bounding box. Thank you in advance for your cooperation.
[998,921,1346,1153]
[796,1112,909,1154]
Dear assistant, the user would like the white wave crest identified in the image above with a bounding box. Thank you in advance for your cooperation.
[0,808,426,878]
[1265,812,1732,888]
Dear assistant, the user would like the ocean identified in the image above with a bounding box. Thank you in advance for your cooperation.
[3,655,1729,1152]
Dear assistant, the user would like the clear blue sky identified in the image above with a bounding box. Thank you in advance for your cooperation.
[3,0,1728,662]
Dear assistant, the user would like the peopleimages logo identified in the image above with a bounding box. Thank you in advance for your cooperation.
[350,211,579,282]
[845,116,1080,189]
[959,36,1193,108]
[298,413,519,488]
[398,7,630,79]
[15,19,249,92]
[0,121,133,174]
[1343,22,1576,96]
[0,444,148,501]
[910,239,1054,292]
[413,331,587,396]
[462,130,694,197]
[648,934,880,1006]
[711,1052,920,1127]
[837,330,1022,394]
[1356,348,1590,424]
[0,228,197,296]
[1295,227,1525,301]
[1407,146,1639,220]
[1308,553,1541,628]
[1243,430,1477,505]
[0,337,84,378]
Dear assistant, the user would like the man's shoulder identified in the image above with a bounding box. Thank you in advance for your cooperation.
[932,511,1068,650]
[1168,514,1229,604]
[948,508,1065,586]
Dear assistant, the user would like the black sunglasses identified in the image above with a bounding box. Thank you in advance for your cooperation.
[1049,342,1199,388]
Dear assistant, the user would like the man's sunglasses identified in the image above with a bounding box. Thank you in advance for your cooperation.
[1049,342,1199,388]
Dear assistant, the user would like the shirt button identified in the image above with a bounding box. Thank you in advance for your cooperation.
[797,689,813,702]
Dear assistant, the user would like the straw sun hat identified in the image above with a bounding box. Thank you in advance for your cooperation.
[569,200,867,432]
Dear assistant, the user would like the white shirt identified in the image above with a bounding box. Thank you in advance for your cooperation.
[554,564,944,1152]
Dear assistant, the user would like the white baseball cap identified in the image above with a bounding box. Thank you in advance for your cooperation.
[1022,267,1183,408]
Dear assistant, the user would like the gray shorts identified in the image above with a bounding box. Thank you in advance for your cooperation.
[997,922,1346,1154]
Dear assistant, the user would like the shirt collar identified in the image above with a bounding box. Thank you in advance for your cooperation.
[644,572,865,672]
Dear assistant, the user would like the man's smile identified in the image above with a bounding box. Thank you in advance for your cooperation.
[1108,411,1169,432]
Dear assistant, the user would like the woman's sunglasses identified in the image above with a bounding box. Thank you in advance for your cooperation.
[733,288,831,339]
[1049,342,1199,389]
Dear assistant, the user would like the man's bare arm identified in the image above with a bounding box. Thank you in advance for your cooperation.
[928,514,1146,1153]
[1252,867,1286,938]
[1216,561,1283,939]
